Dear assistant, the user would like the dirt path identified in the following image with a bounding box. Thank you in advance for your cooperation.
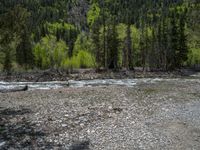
[0,79,200,149]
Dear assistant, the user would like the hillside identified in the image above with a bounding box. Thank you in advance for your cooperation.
[0,0,199,73]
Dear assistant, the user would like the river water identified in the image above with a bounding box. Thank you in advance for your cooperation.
[0,78,199,91]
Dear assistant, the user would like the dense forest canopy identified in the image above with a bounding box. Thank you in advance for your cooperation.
[0,0,199,73]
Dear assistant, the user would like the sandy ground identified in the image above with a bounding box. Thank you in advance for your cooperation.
[0,78,200,150]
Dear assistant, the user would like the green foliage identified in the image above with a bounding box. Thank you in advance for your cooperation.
[130,25,140,50]
[3,50,12,74]
[107,23,119,69]
[0,1,199,72]
[34,35,95,70]
[116,23,126,66]
[34,35,68,69]
[117,23,127,41]
[187,23,200,65]
[0,51,5,65]
[0,63,2,71]
[131,25,140,66]
[188,48,200,65]
[62,50,95,69]
[46,22,76,35]
[73,32,94,55]
[116,24,140,67]
[62,57,80,69]
[87,3,101,27]
[16,28,34,68]
[0,5,30,73]
[77,50,96,68]
[34,43,50,69]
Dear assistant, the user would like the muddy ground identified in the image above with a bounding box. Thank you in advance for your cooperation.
[0,78,200,149]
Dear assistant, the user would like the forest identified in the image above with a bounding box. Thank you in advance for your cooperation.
[0,0,199,73]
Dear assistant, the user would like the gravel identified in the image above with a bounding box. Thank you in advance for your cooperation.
[0,78,200,149]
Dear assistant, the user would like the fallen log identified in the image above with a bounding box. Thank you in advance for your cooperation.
[0,85,28,93]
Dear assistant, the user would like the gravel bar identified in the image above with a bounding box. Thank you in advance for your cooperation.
[0,79,200,149]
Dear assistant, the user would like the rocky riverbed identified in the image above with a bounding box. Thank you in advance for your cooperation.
[0,78,200,149]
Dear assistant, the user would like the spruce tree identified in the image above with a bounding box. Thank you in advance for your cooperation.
[107,22,119,70]
[91,22,101,69]
[178,12,188,67]
[16,28,34,69]
[125,24,133,70]
[168,10,179,70]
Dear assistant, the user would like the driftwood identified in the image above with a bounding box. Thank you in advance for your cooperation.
[0,85,28,93]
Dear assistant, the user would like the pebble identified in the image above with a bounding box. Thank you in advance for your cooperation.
[62,124,67,127]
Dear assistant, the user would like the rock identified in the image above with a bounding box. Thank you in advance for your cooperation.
[0,141,6,147]
[62,124,68,127]
[108,106,113,110]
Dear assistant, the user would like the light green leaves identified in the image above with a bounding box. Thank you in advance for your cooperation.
[61,50,95,69]
[46,22,75,35]
[87,3,100,27]
[34,35,68,69]
[73,32,94,55]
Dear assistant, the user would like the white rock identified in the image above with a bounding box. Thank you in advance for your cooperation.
[0,142,6,147]
[91,130,95,133]
[62,124,67,127]
[87,129,90,133]
[64,114,69,117]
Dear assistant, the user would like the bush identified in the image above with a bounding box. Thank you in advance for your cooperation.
[73,32,94,55]
[187,48,200,65]
[61,56,80,69]
[33,35,68,69]
[61,50,95,69]
[77,50,96,68]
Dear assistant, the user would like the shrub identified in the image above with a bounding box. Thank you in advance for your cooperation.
[77,50,96,68]
[61,56,80,69]
[187,48,200,65]
[61,51,95,69]
[33,35,68,69]
[73,32,94,55]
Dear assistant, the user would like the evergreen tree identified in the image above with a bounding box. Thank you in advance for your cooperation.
[16,28,34,69]
[168,10,179,70]
[0,5,30,73]
[123,24,133,70]
[178,12,188,67]
[107,22,119,70]
[162,18,168,70]
[91,23,101,69]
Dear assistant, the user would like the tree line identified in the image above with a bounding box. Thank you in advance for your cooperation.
[0,0,199,74]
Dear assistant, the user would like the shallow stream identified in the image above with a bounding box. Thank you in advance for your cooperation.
[0,78,199,91]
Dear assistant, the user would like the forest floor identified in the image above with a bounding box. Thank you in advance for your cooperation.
[0,77,200,149]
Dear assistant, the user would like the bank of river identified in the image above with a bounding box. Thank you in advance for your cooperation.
[0,69,197,82]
